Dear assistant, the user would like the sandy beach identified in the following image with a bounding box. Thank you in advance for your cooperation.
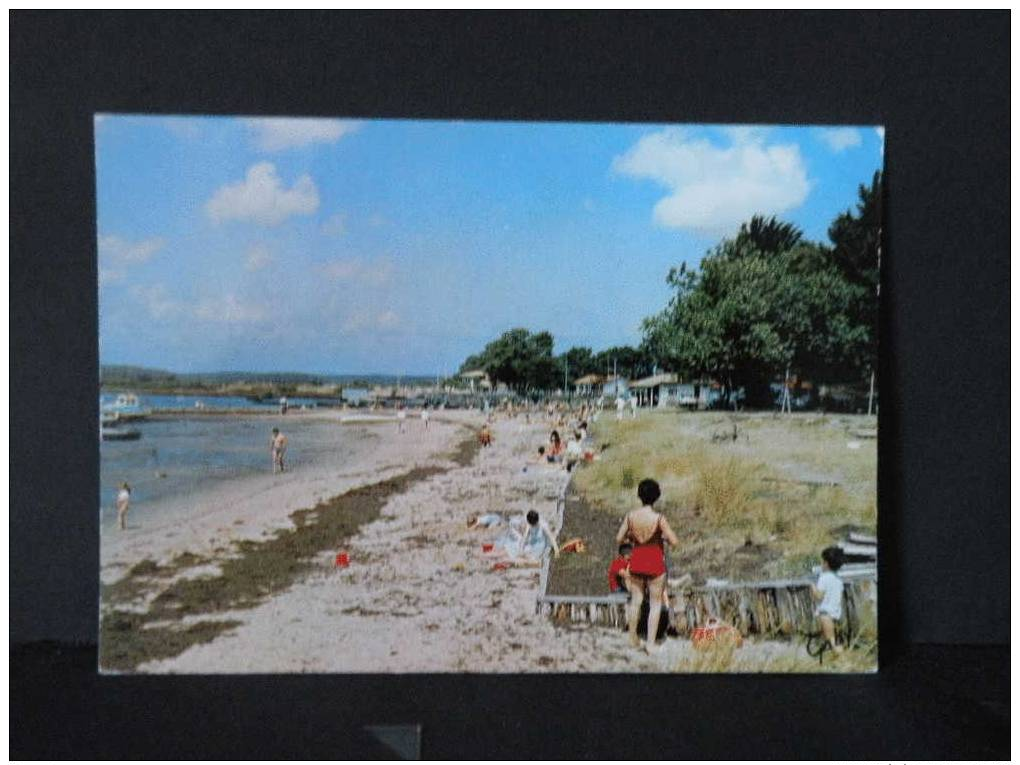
[100,409,841,674]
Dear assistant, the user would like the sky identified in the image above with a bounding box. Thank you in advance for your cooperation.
[96,116,884,375]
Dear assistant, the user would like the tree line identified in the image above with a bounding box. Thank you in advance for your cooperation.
[459,171,881,403]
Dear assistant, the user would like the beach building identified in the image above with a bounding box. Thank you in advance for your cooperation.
[630,373,677,408]
[572,373,604,397]
[459,369,492,392]
[628,374,726,409]
[662,378,723,410]
[600,375,631,399]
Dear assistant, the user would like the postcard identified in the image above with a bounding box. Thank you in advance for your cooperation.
[97,116,881,673]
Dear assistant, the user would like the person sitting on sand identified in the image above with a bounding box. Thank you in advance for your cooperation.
[536,445,547,462]
[497,510,559,567]
[810,546,846,654]
[116,481,131,531]
[270,428,288,474]
[467,513,503,530]
[616,478,680,652]
[479,424,493,447]
[607,543,632,594]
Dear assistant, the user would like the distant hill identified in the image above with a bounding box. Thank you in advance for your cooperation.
[100,365,439,388]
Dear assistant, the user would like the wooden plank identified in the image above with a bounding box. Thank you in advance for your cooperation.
[848,531,878,545]
[838,541,878,557]
[538,594,628,606]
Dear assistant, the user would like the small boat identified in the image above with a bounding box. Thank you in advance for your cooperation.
[101,425,141,441]
[101,392,152,421]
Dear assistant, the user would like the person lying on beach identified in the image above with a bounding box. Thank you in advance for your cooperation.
[607,543,632,594]
[467,513,503,530]
[495,510,559,567]
[116,481,131,530]
[810,546,846,654]
[616,479,680,652]
[270,428,288,474]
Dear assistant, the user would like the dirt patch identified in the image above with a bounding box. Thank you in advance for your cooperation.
[100,434,478,672]
[446,427,483,466]
[546,471,783,597]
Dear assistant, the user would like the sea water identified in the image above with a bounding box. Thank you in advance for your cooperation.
[99,415,366,527]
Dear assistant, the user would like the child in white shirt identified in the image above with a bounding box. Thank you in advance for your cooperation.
[810,546,846,654]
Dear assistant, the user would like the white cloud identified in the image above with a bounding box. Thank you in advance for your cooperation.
[613,128,811,234]
[206,162,319,226]
[99,235,166,265]
[129,284,184,320]
[817,127,862,153]
[245,244,273,272]
[320,212,347,237]
[244,117,361,152]
[320,257,394,287]
[875,126,886,153]
[193,294,266,324]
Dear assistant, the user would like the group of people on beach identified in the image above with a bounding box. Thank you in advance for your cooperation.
[396,404,431,433]
[473,402,847,656]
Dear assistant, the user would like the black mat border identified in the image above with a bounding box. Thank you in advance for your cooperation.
[10,11,1009,760]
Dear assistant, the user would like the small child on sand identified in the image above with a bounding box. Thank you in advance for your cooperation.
[810,546,846,654]
[270,428,288,474]
[478,424,492,447]
[116,481,131,530]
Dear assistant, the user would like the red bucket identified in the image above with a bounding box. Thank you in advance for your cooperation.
[482,543,494,553]
[334,552,350,568]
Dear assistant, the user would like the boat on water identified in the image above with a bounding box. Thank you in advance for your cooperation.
[101,425,142,441]
[101,392,152,421]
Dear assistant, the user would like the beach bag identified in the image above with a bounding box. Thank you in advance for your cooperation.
[691,617,743,649]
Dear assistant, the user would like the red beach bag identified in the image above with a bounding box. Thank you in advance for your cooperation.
[691,618,742,649]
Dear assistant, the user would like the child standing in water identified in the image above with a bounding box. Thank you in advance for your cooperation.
[116,482,131,530]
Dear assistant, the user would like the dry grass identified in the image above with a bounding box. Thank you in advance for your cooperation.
[674,639,877,674]
[567,410,877,583]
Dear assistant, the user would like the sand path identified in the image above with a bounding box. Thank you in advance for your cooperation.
[138,413,681,672]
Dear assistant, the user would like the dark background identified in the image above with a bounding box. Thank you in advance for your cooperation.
[11,11,1009,759]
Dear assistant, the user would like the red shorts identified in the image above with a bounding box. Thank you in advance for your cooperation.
[629,543,665,577]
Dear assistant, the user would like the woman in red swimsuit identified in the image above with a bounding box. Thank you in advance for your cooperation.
[616,478,680,652]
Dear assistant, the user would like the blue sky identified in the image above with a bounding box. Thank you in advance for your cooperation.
[96,116,883,375]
